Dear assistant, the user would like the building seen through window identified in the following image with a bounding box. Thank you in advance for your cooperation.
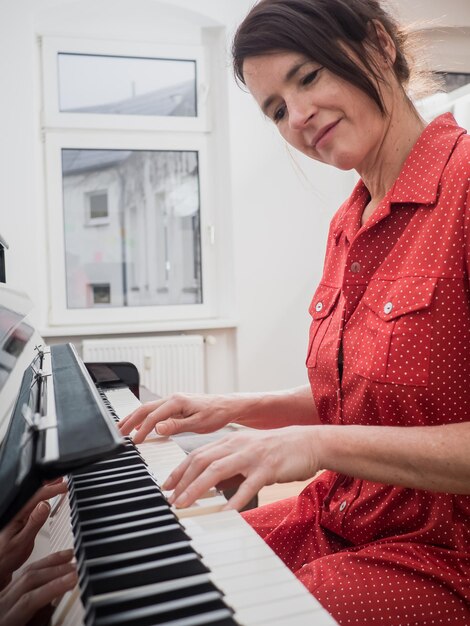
[62,148,202,309]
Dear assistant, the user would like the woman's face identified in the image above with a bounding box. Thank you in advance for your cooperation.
[243,51,391,172]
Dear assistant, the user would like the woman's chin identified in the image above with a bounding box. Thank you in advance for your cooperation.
[327,151,361,172]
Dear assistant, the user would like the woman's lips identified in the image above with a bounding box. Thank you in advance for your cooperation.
[314,119,341,149]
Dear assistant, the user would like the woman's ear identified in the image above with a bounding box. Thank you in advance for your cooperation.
[369,19,397,68]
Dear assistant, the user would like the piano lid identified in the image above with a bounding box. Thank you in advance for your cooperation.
[0,284,125,529]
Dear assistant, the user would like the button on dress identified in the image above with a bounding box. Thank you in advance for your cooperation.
[243,114,470,625]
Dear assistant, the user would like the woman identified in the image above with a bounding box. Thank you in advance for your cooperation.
[120,0,470,623]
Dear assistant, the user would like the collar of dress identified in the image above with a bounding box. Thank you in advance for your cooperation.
[333,112,467,243]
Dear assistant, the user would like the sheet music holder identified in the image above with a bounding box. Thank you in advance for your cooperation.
[0,284,125,529]
[0,233,8,284]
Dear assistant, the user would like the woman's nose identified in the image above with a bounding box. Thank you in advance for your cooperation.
[287,98,316,130]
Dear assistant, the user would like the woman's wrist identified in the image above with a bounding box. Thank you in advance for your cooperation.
[230,386,318,429]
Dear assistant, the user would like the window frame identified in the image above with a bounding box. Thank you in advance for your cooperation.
[44,122,216,328]
[41,34,219,329]
[41,37,210,133]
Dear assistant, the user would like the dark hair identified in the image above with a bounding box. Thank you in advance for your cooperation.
[232,0,419,114]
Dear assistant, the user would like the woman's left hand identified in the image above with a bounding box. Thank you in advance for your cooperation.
[164,426,320,511]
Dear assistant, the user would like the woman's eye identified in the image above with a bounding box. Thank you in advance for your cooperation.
[301,69,321,86]
[273,105,286,123]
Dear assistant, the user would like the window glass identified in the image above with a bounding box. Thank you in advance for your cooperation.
[90,284,111,305]
[88,191,109,220]
[436,71,470,92]
[58,53,197,117]
[62,148,202,309]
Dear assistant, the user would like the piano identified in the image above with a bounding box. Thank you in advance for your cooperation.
[0,283,338,626]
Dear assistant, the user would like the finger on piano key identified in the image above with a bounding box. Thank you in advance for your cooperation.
[102,390,230,517]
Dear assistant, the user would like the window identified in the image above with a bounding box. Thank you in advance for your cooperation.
[42,36,217,327]
[89,284,111,305]
[436,71,470,93]
[63,148,202,308]
[86,190,109,224]
[58,53,197,118]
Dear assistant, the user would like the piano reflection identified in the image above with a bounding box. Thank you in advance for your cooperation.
[0,283,337,626]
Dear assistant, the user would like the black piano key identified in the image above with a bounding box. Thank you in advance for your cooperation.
[78,506,172,532]
[97,612,238,626]
[94,593,231,626]
[71,498,170,535]
[74,476,159,499]
[73,452,143,475]
[89,552,209,595]
[93,580,222,617]
[74,456,146,478]
[157,615,238,626]
[73,493,168,520]
[82,524,190,558]
[74,478,161,505]
[81,513,177,541]
[87,542,193,573]
[73,467,148,485]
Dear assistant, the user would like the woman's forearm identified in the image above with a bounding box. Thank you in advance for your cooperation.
[234,385,321,429]
[316,421,470,495]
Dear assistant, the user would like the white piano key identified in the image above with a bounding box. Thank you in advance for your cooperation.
[104,387,141,419]
[51,586,86,626]
[227,579,311,610]
[195,532,265,557]
[184,508,332,624]
[236,592,327,624]
[257,609,340,626]
[149,610,235,626]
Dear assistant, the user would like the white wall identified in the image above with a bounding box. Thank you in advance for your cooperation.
[0,0,468,396]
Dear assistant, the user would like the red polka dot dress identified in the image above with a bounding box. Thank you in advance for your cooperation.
[243,114,470,625]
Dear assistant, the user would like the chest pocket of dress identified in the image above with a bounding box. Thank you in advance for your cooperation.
[306,284,341,368]
[352,276,438,386]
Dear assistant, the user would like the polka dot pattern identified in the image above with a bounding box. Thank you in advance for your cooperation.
[243,114,470,624]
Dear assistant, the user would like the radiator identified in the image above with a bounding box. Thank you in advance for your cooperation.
[82,335,205,397]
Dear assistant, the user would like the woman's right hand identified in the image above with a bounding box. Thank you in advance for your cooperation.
[119,393,243,444]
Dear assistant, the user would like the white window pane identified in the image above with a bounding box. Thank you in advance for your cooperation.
[58,53,197,117]
[62,149,202,309]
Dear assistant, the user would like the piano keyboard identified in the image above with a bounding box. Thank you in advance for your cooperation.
[49,386,338,626]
